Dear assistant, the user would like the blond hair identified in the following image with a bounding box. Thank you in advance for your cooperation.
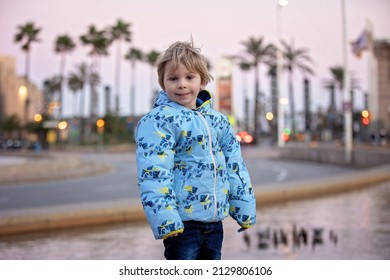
[156,41,213,90]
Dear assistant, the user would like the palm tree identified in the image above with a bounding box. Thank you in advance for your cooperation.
[280,39,314,137]
[323,66,360,140]
[80,25,112,118]
[145,50,161,107]
[241,36,275,143]
[89,68,101,117]
[125,47,143,116]
[67,72,83,117]
[322,79,337,114]
[66,63,99,144]
[109,19,132,115]
[80,25,112,60]
[54,34,76,120]
[67,63,88,118]
[43,75,62,117]
[14,21,41,81]
[14,22,41,137]
[322,79,337,140]
[328,66,360,110]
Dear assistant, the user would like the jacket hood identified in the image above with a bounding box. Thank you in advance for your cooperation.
[154,89,212,111]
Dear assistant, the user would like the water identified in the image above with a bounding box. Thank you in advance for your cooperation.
[1,182,389,260]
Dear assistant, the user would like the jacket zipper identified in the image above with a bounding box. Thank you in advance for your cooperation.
[195,111,218,221]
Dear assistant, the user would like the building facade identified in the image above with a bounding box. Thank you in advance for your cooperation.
[0,55,44,139]
[374,40,390,135]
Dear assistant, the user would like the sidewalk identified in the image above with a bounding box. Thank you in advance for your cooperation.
[0,150,113,185]
[0,143,389,236]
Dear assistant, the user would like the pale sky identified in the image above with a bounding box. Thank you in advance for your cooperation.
[1,0,390,122]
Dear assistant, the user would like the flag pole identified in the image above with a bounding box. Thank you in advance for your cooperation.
[277,0,288,148]
[341,0,353,163]
[366,19,379,142]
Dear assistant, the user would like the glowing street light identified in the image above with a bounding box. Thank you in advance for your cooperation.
[96,118,105,152]
[279,0,288,6]
[96,118,105,132]
[19,85,30,144]
[280,97,289,105]
[266,112,274,121]
[18,85,27,100]
[361,110,370,126]
[19,85,28,122]
[34,114,43,122]
[58,121,68,130]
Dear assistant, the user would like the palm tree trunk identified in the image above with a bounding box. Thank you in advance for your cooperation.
[244,97,249,132]
[80,88,85,118]
[115,41,121,115]
[303,78,311,132]
[243,73,249,132]
[90,86,97,118]
[254,64,261,143]
[288,72,296,136]
[25,51,30,81]
[270,72,278,143]
[329,85,336,112]
[130,60,136,116]
[329,85,336,140]
[73,93,77,118]
[23,50,31,142]
[91,56,100,118]
[59,53,66,120]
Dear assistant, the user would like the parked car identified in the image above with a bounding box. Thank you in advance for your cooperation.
[235,131,254,145]
[2,139,23,150]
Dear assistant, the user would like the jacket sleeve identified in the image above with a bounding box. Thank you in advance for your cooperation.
[218,116,256,229]
[135,113,184,239]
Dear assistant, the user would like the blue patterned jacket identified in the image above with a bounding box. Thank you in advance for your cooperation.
[136,90,256,239]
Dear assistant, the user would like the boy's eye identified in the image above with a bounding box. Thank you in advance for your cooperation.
[168,77,177,81]
[186,75,194,80]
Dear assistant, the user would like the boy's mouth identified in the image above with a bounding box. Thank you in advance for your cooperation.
[175,92,191,96]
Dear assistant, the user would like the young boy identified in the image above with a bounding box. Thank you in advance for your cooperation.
[135,41,256,260]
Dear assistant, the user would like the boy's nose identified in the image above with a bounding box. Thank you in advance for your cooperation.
[178,79,187,88]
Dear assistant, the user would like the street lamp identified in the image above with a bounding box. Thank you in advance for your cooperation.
[276,0,288,147]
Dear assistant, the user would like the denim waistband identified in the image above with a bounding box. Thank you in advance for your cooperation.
[183,220,222,227]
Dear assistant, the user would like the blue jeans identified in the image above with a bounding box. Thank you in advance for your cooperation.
[163,221,223,260]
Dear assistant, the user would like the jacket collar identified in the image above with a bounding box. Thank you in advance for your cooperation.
[154,89,212,112]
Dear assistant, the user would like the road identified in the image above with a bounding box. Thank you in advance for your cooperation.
[0,146,357,212]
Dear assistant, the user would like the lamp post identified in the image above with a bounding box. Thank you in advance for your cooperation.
[341,0,353,163]
[277,0,288,147]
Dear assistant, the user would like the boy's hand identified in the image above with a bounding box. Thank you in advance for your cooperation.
[163,228,184,239]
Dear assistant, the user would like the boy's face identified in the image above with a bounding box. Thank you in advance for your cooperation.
[163,61,204,109]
